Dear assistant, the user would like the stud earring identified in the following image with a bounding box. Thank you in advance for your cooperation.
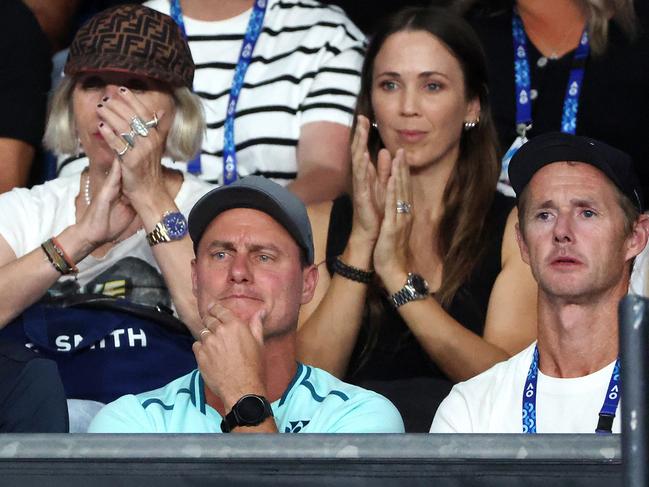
[463,118,479,131]
[371,121,378,129]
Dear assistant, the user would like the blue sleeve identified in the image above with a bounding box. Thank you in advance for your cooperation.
[320,393,405,433]
[88,395,156,433]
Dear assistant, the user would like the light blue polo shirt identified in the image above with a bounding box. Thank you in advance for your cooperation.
[88,362,404,433]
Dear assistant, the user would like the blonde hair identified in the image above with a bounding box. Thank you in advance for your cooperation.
[44,76,204,161]
[579,0,638,55]
[454,0,638,56]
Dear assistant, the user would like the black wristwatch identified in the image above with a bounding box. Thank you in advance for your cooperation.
[389,273,430,308]
[221,394,274,433]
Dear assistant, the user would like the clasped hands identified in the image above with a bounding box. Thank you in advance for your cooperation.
[81,88,168,247]
[349,115,414,285]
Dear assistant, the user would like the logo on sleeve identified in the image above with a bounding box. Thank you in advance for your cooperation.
[284,420,310,433]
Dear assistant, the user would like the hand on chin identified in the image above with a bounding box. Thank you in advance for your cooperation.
[219,297,264,324]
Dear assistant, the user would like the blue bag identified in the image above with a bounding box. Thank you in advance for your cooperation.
[1,298,197,404]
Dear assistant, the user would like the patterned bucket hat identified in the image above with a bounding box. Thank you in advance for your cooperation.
[64,4,194,88]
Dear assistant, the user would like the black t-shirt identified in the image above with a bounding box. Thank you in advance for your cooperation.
[325,192,514,382]
[324,192,514,430]
[467,1,649,198]
[0,0,51,147]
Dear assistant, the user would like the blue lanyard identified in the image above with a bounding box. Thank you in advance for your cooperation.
[522,345,621,434]
[170,0,268,183]
[512,12,589,136]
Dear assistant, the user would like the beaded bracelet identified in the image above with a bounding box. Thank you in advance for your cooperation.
[331,256,374,284]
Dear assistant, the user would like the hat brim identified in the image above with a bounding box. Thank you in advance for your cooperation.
[508,135,643,211]
[65,53,188,88]
[188,186,314,264]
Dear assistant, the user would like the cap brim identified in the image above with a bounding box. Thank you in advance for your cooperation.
[64,54,189,88]
[188,186,312,263]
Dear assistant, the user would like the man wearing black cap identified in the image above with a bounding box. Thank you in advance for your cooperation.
[431,133,649,434]
[89,176,404,433]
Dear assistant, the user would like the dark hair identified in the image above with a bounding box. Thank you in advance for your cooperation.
[353,6,500,307]
[349,6,501,374]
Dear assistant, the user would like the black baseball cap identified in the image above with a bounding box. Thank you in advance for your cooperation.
[508,132,643,211]
[188,176,314,264]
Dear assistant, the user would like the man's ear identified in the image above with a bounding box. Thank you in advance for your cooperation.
[191,258,198,298]
[516,222,531,266]
[625,214,649,262]
[300,264,319,305]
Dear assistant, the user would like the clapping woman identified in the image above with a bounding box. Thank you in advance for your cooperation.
[297,7,537,431]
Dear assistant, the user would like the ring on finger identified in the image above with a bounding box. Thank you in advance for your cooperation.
[199,328,211,340]
[120,130,136,148]
[396,200,412,214]
[115,142,130,160]
[130,116,149,137]
[144,112,158,129]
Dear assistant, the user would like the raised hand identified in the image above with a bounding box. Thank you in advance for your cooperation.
[192,304,267,411]
[373,148,413,280]
[349,115,392,245]
[78,158,137,247]
[96,86,168,208]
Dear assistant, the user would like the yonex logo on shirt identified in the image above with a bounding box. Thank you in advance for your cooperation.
[285,420,310,433]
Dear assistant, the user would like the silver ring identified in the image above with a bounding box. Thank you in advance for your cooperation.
[130,116,149,137]
[144,112,159,129]
[199,328,211,340]
[115,142,130,159]
[120,131,136,148]
[396,200,412,214]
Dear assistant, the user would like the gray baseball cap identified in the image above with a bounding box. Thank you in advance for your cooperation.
[188,176,314,264]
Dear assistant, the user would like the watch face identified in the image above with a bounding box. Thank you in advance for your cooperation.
[163,212,188,240]
[408,273,429,295]
[236,395,269,424]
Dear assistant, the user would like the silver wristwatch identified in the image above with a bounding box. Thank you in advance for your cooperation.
[389,273,430,308]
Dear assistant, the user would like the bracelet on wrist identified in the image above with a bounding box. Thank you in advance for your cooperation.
[51,236,79,274]
[331,255,374,284]
[41,238,78,276]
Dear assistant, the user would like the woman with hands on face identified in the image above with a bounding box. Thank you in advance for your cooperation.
[0,5,213,413]
[296,7,538,431]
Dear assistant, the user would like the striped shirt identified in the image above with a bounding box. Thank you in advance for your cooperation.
[58,0,366,185]
[88,363,404,433]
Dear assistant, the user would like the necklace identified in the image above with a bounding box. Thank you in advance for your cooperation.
[518,7,585,59]
[84,173,91,206]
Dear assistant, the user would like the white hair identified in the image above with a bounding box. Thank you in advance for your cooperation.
[44,76,205,161]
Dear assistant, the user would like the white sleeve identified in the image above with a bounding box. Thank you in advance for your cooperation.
[0,187,44,257]
[429,385,474,433]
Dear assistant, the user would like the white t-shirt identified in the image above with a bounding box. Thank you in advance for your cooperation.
[0,173,213,288]
[430,342,621,434]
[59,0,366,185]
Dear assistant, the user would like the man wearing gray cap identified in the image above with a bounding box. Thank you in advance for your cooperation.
[431,132,649,434]
[89,176,404,433]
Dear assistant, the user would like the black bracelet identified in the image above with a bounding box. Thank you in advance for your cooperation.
[332,256,374,284]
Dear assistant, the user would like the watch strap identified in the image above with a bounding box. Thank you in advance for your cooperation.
[146,221,169,246]
[391,287,414,308]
